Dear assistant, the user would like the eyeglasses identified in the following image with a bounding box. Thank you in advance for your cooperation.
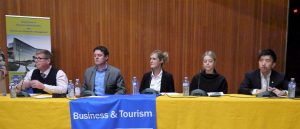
[33,56,48,61]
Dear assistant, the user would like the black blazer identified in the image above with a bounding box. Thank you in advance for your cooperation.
[139,70,175,93]
[238,69,287,95]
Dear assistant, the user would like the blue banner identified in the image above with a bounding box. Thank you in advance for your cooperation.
[70,95,157,129]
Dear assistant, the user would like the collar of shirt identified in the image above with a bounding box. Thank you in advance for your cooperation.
[260,71,272,91]
[97,64,108,72]
[260,71,271,80]
[40,65,52,77]
[150,69,163,92]
[151,69,163,79]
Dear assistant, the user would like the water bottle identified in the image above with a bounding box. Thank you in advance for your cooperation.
[288,78,296,98]
[9,82,17,98]
[132,76,139,94]
[183,77,190,96]
[68,80,74,98]
[74,79,81,98]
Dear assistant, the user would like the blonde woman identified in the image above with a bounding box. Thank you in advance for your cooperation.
[140,50,175,93]
[190,51,228,94]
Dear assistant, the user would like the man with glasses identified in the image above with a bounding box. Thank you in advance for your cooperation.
[239,49,287,96]
[16,49,68,95]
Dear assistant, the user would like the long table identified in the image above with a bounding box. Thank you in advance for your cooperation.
[0,95,70,129]
[1,94,300,129]
[156,94,300,129]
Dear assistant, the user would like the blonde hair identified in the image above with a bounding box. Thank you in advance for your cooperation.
[151,50,169,65]
[202,50,216,61]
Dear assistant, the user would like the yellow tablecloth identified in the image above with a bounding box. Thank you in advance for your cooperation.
[156,94,300,129]
[1,94,300,129]
[0,95,70,129]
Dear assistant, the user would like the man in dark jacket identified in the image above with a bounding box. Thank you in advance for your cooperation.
[239,49,287,96]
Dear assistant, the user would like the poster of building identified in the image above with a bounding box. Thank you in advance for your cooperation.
[5,15,51,82]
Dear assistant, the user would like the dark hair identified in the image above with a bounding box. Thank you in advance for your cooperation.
[258,49,277,62]
[36,49,52,59]
[93,46,109,56]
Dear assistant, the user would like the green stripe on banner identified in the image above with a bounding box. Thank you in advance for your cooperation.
[6,15,51,36]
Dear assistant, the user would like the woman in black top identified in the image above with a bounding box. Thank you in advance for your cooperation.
[139,50,175,93]
[190,51,228,94]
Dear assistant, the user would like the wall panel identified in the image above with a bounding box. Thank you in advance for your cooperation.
[0,0,288,93]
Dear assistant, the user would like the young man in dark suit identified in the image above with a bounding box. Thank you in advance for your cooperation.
[239,49,287,96]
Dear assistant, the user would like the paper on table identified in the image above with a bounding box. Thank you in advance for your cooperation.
[32,94,52,99]
[207,92,224,97]
[86,96,109,98]
[160,92,181,96]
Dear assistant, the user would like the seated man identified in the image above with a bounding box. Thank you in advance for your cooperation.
[239,49,287,96]
[16,49,68,95]
[81,46,125,96]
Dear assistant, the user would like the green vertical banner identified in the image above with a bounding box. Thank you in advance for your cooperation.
[5,15,51,83]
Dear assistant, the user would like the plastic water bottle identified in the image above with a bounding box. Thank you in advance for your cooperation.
[9,82,17,98]
[74,79,81,98]
[288,78,296,98]
[183,77,190,96]
[132,76,139,94]
[10,77,20,98]
[68,80,74,98]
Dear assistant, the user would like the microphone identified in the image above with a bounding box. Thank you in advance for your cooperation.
[191,89,207,96]
[81,90,95,97]
[140,88,160,96]
[256,78,277,97]
[191,70,208,96]
[256,91,277,97]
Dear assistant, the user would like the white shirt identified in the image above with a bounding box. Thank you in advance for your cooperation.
[260,72,271,91]
[251,71,271,95]
[150,70,163,92]
[24,66,68,94]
